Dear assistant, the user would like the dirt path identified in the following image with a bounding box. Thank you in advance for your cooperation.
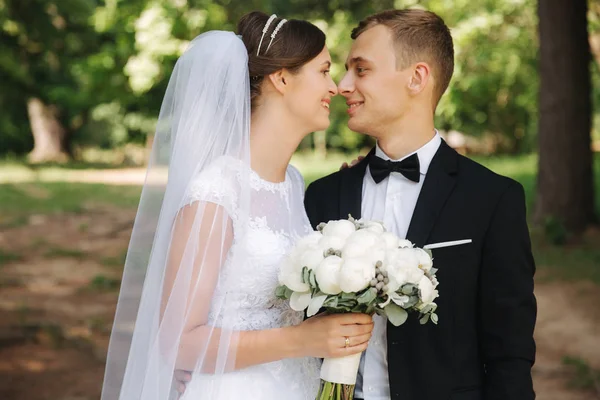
[0,207,598,399]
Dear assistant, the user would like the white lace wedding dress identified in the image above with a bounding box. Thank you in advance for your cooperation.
[179,156,321,400]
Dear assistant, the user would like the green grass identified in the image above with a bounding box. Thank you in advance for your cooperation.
[0,249,23,266]
[44,247,87,259]
[562,356,600,392]
[0,182,141,227]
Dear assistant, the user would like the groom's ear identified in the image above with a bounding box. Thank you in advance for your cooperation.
[407,62,431,95]
[268,69,289,95]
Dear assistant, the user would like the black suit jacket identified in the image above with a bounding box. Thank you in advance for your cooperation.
[304,141,537,400]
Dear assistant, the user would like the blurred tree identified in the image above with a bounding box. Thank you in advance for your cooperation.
[0,0,100,161]
[535,0,597,234]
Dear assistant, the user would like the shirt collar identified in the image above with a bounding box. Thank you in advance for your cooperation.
[374,130,442,175]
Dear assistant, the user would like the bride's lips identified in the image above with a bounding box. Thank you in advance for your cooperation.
[321,98,331,111]
[346,101,364,116]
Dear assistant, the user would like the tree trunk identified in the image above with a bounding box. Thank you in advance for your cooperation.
[27,97,69,163]
[313,130,327,159]
[534,0,596,234]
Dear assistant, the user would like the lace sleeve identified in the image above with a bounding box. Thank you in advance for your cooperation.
[184,157,241,225]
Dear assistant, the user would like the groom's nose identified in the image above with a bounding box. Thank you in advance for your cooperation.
[337,72,355,97]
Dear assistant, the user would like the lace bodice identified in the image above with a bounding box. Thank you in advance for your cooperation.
[181,156,320,399]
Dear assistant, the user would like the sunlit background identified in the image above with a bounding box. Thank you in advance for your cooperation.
[1,0,599,399]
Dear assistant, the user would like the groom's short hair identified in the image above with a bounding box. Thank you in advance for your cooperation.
[352,9,454,105]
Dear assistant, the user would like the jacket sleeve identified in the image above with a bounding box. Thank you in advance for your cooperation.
[480,181,537,400]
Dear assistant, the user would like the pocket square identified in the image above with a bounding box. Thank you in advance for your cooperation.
[423,239,472,250]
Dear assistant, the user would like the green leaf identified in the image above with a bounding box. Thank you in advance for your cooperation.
[385,303,409,326]
[284,287,294,299]
[419,314,430,325]
[403,295,419,308]
[401,284,416,295]
[275,285,287,299]
[357,288,376,304]
[309,269,319,290]
[431,313,439,324]
[302,266,310,285]
[341,292,356,300]
[323,297,338,308]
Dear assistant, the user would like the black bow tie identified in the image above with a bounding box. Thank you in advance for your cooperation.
[369,153,421,184]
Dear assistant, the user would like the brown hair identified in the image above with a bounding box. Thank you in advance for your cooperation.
[352,9,454,105]
[237,11,326,110]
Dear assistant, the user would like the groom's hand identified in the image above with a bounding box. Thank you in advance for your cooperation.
[340,155,365,170]
[174,369,192,398]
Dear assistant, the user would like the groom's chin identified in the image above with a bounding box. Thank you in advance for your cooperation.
[347,118,368,135]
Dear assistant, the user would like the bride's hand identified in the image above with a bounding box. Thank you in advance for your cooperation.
[340,155,365,170]
[290,313,374,358]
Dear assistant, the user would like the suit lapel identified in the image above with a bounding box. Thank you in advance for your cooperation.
[405,140,459,247]
[339,148,374,220]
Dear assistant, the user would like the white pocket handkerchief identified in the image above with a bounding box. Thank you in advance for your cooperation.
[423,239,472,250]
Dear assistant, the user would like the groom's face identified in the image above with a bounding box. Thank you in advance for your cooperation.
[338,25,413,136]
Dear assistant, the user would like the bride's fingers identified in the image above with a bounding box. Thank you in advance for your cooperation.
[338,322,374,337]
[342,332,372,348]
[338,340,369,356]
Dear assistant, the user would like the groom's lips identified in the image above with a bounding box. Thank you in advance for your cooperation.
[346,101,364,116]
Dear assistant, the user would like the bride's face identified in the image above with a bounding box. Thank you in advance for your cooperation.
[282,46,338,133]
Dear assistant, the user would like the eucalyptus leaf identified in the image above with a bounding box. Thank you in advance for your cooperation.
[341,292,356,300]
[419,314,430,325]
[323,297,338,308]
[302,266,310,285]
[403,295,419,308]
[275,285,287,299]
[357,288,376,304]
[401,284,416,295]
[309,269,318,289]
[431,313,439,324]
[385,303,409,326]
[284,287,293,299]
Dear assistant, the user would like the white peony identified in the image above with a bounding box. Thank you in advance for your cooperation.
[418,275,438,304]
[322,220,356,241]
[415,248,433,272]
[363,220,386,235]
[385,247,424,285]
[278,256,309,292]
[319,235,346,253]
[339,258,376,293]
[342,229,379,259]
[298,244,325,271]
[380,232,400,250]
[397,239,414,249]
[315,256,343,295]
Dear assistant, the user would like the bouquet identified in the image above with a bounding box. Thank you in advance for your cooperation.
[276,216,439,400]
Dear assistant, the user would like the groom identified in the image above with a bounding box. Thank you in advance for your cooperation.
[304,9,536,400]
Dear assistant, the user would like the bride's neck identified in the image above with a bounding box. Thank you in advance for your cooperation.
[250,106,302,183]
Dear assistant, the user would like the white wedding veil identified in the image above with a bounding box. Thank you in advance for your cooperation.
[101,30,252,399]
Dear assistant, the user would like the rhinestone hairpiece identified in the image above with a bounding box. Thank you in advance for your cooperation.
[265,19,288,54]
[256,14,277,57]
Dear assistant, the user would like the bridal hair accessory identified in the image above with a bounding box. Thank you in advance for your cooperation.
[265,18,288,54]
[257,14,277,56]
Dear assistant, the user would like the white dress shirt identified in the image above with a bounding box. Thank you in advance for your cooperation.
[354,132,442,400]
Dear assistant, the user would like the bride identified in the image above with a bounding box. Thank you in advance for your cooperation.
[101,11,373,400]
